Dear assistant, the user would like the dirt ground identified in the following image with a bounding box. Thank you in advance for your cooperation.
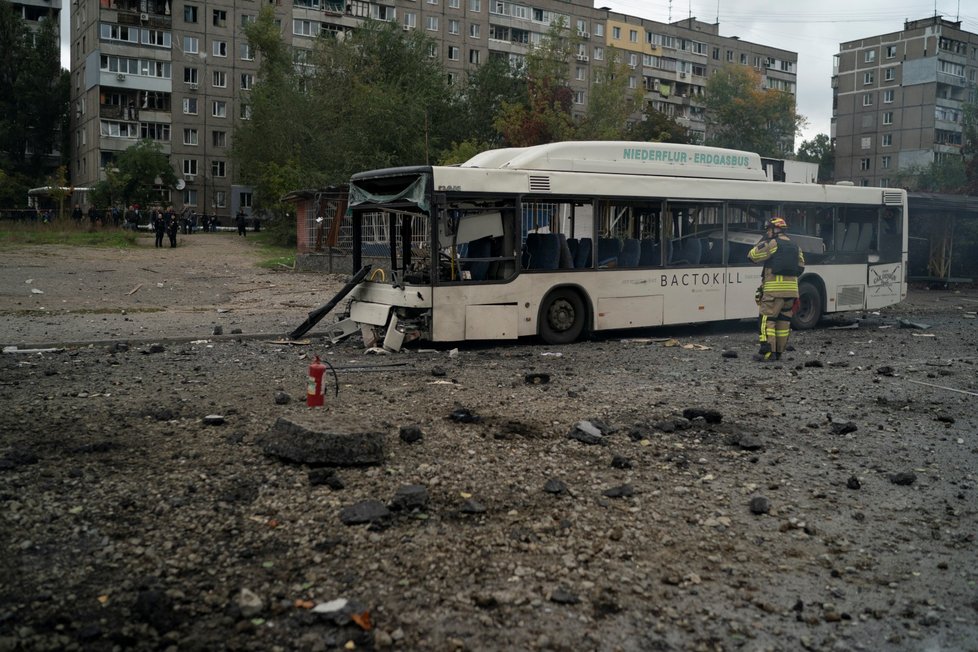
[1,232,977,652]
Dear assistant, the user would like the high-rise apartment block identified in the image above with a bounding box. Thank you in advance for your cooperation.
[833,16,978,187]
[69,1,797,217]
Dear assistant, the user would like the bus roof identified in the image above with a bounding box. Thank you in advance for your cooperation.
[460,141,769,182]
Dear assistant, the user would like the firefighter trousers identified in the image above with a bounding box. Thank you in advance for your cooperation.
[757,295,795,354]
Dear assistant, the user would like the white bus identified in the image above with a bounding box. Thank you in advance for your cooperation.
[328,141,906,350]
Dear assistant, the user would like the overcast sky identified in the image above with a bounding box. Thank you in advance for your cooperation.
[61,0,978,147]
[602,0,978,144]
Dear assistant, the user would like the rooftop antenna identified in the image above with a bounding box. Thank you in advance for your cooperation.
[688,0,691,20]
[716,0,720,23]
[668,0,672,22]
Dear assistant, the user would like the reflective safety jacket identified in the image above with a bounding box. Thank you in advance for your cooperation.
[748,235,806,298]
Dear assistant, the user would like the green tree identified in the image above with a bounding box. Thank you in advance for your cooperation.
[796,133,834,182]
[625,107,693,144]
[493,19,577,146]
[89,140,178,209]
[893,157,966,193]
[704,64,803,157]
[0,0,69,183]
[960,94,978,194]
[576,47,633,140]
[450,56,527,150]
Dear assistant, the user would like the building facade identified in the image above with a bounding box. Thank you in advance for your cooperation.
[69,0,797,218]
[833,16,978,187]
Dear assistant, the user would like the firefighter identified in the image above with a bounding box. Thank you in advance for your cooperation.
[748,216,805,362]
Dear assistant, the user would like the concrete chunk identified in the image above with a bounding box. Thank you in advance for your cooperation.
[259,417,385,466]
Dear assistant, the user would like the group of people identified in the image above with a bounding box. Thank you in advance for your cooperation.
[68,203,236,237]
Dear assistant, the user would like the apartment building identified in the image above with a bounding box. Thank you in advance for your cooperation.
[69,0,797,217]
[833,16,978,187]
[11,0,60,37]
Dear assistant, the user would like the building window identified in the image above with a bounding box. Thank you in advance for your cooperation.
[183,128,198,145]
[212,160,226,177]
[861,137,871,149]
[184,189,197,206]
[183,97,198,115]
[726,49,733,62]
[240,43,254,60]
[240,73,254,90]
[213,40,227,57]
[184,5,198,23]
[184,67,198,84]
[594,24,603,37]
[594,47,603,61]
[864,49,876,62]
[447,18,458,34]
[212,100,226,117]
[740,52,747,64]
[864,71,874,85]
[468,0,480,11]
[860,158,871,171]
[469,49,480,64]
[886,45,897,58]
[426,16,438,31]
[883,89,894,103]
[573,90,584,104]
[213,70,226,87]
[575,66,585,81]
[469,23,479,38]
[183,36,198,54]
[183,159,198,176]
[882,133,892,147]
[881,156,891,169]
[612,26,620,39]
[214,191,226,208]
[240,103,252,120]
[212,9,226,27]
[884,67,895,81]
[883,111,893,125]
[212,130,227,147]
[879,178,889,187]
[862,94,873,107]
[629,29,637,43]
[240,192,253,208]
[448,45,459,60]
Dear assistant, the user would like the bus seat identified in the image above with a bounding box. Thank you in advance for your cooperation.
[527,233,560,269]
[619,238,640,267]
[700,238,720,264]
[841,222,860,251]
[558,234,574,269]
[639,239,659,266]
[575,237,593,268]
[597,237,620,267]
[465,236,492,280]
[856,222,874,251]
[684,237,702,264]
[567,237,579,262]
[833,224,847,251]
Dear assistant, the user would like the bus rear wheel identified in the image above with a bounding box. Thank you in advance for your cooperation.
[540,289,586,345]
[792,281,822,330]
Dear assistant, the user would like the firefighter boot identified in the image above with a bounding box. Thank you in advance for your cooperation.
[752,342,774,362]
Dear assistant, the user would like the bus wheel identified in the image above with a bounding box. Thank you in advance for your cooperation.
[540,289,586,345]
[792,281,822,330]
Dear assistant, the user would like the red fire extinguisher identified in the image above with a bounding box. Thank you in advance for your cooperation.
[307,356,325,407]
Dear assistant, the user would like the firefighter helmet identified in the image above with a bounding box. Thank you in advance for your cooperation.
[766,217,788,230]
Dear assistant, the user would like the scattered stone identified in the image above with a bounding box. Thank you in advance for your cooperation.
[449,407,481,423]
[4,448,39,465]
[398,425,423,444]
[935,415,955,424]
[568,420,607,446]
[610,455,633,469]
[259,417,385,466]
[390,484,429,511]
[308,468,344,489]
[431,366,447,377]
[682,407,722,424]
[543,478,568,495]
[627,424,653,441]
[460,499,487,514]
[721,350,739,359]
[730,433,764,451]
[889,471,917,486]
[877,365,896,376]
[230,328,242,335]
[749,496,771,515]
[212,325,223,335]
[830,421,858,435]
[202,414,226,426]
[133,589,179,633]
[108,342,129,353]
[339,500,390,525]
[898,319,930,329]
[804,360,824,368]
[142,343,165,354]
[273,391,291,405]
[846,475,861,490]
[549,587,580,605]
[524,372,550,385]
[237,588,264,618]
[602,484,634,498]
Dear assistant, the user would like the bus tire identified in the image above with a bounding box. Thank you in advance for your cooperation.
[540,288,586,345]
[792,281,822,330]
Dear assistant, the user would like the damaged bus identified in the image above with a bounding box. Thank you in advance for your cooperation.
[323,141,907,350]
